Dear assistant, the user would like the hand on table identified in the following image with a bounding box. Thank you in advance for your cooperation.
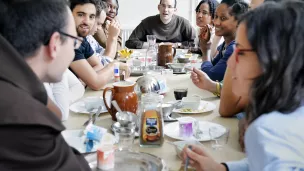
[190,68,216,93]
[182,145,226,171]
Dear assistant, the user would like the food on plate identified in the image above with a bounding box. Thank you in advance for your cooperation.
[180,108,193,112]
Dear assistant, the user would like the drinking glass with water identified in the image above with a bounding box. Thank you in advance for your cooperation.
[209,126,229,150]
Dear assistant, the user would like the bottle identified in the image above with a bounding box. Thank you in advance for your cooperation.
[114,62,120,82]
[139,93,164,147]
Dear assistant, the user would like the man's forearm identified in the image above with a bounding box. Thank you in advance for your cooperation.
[103,36,118,59]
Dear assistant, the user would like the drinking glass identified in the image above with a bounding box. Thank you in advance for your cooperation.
[114,126,135,151]
[209,126,229,150]
[174,88,188,100]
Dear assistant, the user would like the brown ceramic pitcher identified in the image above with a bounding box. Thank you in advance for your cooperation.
[157,43,176,67]
[103,81,138,121]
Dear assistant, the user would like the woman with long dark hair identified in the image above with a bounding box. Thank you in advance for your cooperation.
[183,1,304,170]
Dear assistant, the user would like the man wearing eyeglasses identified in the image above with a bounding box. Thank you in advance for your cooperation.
[0,0,90,170]
[125,0,196,49]
[70,0,129,91]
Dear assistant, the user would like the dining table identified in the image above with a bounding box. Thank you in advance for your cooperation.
[63,51,245,170]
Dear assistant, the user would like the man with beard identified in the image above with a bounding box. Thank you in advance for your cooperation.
[70,0,129,91]
[94,0,122,51]
[125,0,196,49]
[0,0,90,170]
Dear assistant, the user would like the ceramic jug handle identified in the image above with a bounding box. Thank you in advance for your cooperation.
[172,47,177,57]
[103,87,114,116]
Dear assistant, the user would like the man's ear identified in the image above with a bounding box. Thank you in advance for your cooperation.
[47,32,61,61]
[158,4,161,11]
[174,8,177,13]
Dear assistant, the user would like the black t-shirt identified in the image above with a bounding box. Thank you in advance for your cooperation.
[73,37,94,61]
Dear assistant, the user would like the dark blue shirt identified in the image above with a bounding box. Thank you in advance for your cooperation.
[201,40,235,81]
[73,37,94,61]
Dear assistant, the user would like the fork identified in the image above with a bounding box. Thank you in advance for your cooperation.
[83,109,95,127]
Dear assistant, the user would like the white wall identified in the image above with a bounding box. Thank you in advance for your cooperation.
[118,0,251,29]
[118,0,199,29]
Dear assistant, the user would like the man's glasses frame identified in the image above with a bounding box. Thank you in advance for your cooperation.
[58,31,83,49]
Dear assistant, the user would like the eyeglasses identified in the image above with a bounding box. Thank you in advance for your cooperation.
[160,4,175,9]
[196,10,210,16]
[58,31,83,49]
[233,44,254,63]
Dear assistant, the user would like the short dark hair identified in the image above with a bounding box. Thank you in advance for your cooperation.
[101,0,120,15]
[195,0,219,19]
[221,0,244,7]
[96,1,108,17]
[159,0,177,8]
[70,0,97,12]
[229,1,249,20]
[239,0,304,123]
[0,0,70,58]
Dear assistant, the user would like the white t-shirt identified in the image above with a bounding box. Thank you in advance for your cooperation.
[44,70,85,121]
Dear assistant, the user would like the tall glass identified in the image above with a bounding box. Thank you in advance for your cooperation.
[146,35,157,66]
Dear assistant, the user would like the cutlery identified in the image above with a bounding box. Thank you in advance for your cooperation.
[92,106,102,124]
[83,109,95,127]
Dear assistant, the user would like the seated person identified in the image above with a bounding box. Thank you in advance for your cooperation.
[0,0,90,170]
[200,0,249,82]
[183,1,304,170]
[44,69,85,121]
[94,0,122,51]
[87,1,119,66]
[195,0,222,58]
[125,0,196,49]
[70,0,129,91]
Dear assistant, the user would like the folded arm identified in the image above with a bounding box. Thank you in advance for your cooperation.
[125,22,146,49]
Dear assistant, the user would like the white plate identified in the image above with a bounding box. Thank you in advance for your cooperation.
[70,96,108,114]
[172,100,216,114]
[62,129,115,153]
[164,121,226,141]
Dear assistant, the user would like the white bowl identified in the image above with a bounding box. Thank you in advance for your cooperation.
[181,97,200,110]
[83,97,104,111]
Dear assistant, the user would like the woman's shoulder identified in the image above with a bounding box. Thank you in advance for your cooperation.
[247,106,304,140]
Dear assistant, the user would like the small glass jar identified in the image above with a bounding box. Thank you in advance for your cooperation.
[139,93,164,147]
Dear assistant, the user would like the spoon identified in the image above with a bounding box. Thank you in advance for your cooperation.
[111,100,123,113]
[112,100,132,126]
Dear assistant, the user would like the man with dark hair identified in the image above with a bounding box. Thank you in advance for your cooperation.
[160,0,177,8]
[125,0,196,49]
[94,0,123,51]
[69,0,129,91]
[0,0,90,170]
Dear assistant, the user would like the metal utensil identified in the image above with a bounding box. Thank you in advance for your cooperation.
[92,106,102,124]
[135,75,160,97]
[111,100,123,113]
[83,109,95,127]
